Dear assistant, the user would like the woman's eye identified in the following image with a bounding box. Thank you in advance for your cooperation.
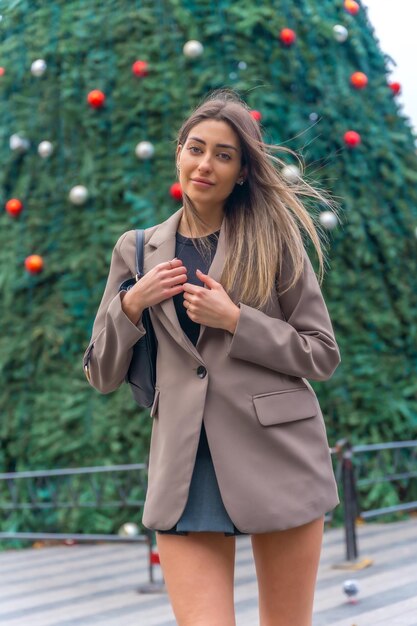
[188,146,231,160]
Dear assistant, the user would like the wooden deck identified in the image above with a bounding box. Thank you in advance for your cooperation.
[0,518,416,625]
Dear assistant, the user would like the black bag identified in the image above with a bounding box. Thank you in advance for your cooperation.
[118,230,157,408]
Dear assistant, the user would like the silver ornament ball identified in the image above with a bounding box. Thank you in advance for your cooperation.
[118,522,140,537]
[31,59,47,77]
[38,141,54,158]
[69,185,89,205]
[343,579,359,598]
[183,40,204,58]
[135,141,155,160]
[333,25,349,43]
[319,211,338,230]
[10,133,30,152]
[282,164,301,183]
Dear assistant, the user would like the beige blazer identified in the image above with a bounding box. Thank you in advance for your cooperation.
[83,207,341,533]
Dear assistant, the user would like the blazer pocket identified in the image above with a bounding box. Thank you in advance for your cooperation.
[252,387,317,427]
[149,388,160,418]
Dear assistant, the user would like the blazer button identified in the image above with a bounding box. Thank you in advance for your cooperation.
[197,365,207,378]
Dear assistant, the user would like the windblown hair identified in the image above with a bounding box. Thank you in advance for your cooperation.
[175,88,336,309]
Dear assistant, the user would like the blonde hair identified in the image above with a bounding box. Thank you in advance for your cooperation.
[175,88,336,309]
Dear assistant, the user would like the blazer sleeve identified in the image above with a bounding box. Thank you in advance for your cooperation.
[227,247,341,381]
[82,231,146,394]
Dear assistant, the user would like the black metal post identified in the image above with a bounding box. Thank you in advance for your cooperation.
[137,529,166,594]
[342,445,359,561]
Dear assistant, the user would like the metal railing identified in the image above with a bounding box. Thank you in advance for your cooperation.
[333,439,417,562]
[0,463,164,592]
[1,440,416,580]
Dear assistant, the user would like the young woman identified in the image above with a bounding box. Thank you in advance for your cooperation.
[83,89,341,626]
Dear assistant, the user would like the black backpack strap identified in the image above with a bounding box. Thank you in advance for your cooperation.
[135,229,145,281]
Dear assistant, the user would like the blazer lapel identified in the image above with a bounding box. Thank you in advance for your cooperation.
[144,207,227,362]
[144,208,191,355]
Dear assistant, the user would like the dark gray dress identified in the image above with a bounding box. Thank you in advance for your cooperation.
[155,230,247,536]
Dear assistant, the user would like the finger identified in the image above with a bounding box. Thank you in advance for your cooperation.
[159,259,184,271]
[165,266,188,278]
[183,300,194,313]
[166,284,186,298]
[196,269,218,289]
[185,305,197,320]
[182,282,204,294]
[182,292,196,302]
[165,273,187,288]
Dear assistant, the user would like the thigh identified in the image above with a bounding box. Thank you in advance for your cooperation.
[156,531,237,626]
[251,516,324,626]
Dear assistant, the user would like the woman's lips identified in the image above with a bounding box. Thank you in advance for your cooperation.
[191,179,214,187]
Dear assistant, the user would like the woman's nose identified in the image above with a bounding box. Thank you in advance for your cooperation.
[198,155,213,171]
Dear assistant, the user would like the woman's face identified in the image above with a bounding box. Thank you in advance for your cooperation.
[176,119,246,212]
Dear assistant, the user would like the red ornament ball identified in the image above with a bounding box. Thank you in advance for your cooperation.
[344,0,360,15]
[5,198,23,217]
[344,130,361,148]
[170,182,183,201]
[389,81,401,95]
[351,71,368,89]
[25,255,44,274]
[250,110,262,122]
[279,28,296,46]
[87,90,106,109]
[0,67,5,76]
[132,60,149,77]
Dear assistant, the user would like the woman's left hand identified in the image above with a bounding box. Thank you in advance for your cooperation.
[182,269,240,334]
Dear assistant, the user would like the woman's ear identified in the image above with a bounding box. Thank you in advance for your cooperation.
[240,165,248,180]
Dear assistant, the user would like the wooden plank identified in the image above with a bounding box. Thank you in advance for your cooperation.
[0,519,415,625]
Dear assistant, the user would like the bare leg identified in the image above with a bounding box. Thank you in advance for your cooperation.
[251,516,324,626]
[156,531,236,626]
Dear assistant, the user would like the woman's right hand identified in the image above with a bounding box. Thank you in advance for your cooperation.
[121,258,187,324]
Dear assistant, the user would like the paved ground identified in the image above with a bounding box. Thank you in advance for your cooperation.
[0,518,416,625]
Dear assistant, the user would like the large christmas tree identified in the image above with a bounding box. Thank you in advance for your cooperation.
[1,0,417,492]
